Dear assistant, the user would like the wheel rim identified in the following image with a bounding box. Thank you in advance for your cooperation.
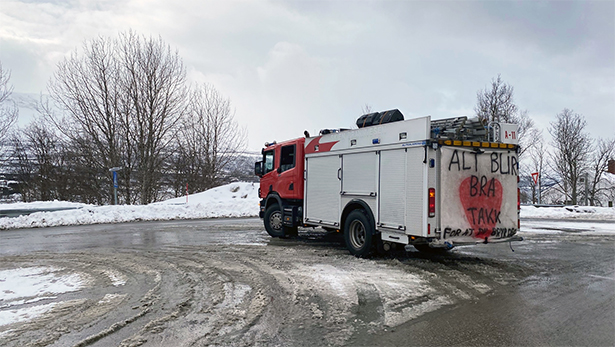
[270,211,282,230]
[349,220,366,249]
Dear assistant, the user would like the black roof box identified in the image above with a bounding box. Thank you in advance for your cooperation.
[356,109,404,128]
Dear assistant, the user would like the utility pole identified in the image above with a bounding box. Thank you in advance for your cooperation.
[538,173,541,205]
[584,172,589,206]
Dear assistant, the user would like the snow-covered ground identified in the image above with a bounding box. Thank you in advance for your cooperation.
[0,267,85,328]
[521,205,615,235]
[521,204,615,220]
[0,181,614,231]
[0,184,613,332]
[0,182,259,230]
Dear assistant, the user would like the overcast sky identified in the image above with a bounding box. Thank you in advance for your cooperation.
[1,0,613,151]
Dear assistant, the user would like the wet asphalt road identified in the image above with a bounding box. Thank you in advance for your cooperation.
[366,232,615,346]
[1,218,614,346]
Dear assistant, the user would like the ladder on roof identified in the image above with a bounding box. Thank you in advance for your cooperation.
[430,116,488,142]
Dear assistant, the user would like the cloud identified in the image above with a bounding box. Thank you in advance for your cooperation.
[0,0,613,149]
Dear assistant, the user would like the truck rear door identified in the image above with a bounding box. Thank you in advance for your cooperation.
[439,145,519,243]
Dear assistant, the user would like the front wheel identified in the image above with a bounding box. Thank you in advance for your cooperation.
[343,209,374,257]
[264,204,297,238]
[264,204,285,238]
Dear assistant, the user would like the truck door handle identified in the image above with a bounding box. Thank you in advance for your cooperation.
[337,168,342,180]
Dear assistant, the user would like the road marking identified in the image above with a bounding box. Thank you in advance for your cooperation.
[588,274,615,281]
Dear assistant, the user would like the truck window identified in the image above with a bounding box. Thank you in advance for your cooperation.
[280,145,295,172]
[264,150,275,174]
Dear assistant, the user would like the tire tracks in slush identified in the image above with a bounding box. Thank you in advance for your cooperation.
[0,243,528,346]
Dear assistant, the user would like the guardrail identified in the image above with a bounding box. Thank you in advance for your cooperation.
[0,207,82,218]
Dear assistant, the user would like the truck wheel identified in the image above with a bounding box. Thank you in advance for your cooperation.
[264,204,285,238]
[344,209,374,257]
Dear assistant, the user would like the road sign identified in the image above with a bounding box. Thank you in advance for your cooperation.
[113,171,118,188]
[531,172,539,185]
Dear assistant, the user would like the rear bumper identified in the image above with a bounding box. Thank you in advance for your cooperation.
[429,235,524,248]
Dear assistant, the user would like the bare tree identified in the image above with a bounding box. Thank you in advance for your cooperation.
[0,62,18,161]
[172,83,246,195]
[475,75,534,157]
[525,130,547,204]
[119,31,187,204]
[9,132,34,201]
[30,95,108,203]
[587,138,615,206]
[48,36,123,204]
[515,109,537,159]
[475,74,518,123]
[548,109,592,205]
[10,117,66,201]
[48,31,188,204]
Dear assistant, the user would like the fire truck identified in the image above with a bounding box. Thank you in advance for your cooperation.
[255,109,522,257]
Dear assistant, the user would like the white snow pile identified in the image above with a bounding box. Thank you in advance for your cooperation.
[0,182,259,230]
[520,205,615,220]
[1,181,614,230]
[0,267,85,327]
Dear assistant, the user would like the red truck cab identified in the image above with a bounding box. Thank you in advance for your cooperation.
[255,137,305,237]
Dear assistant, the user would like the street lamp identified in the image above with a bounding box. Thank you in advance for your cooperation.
[109,167,122,205]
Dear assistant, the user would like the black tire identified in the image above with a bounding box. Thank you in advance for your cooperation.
[343,209,374,257]
[264,204,285,238]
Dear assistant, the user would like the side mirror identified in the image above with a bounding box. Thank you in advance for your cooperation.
[254,161,263,176]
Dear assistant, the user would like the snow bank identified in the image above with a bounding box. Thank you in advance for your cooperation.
[1,183,614,230]
[0,182,259,230]
[520,205,615,220]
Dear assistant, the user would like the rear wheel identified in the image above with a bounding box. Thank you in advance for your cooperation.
[344,209,374,257]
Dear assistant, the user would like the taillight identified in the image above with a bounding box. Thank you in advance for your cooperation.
[517,188,520,210]
[428,188,435,217]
